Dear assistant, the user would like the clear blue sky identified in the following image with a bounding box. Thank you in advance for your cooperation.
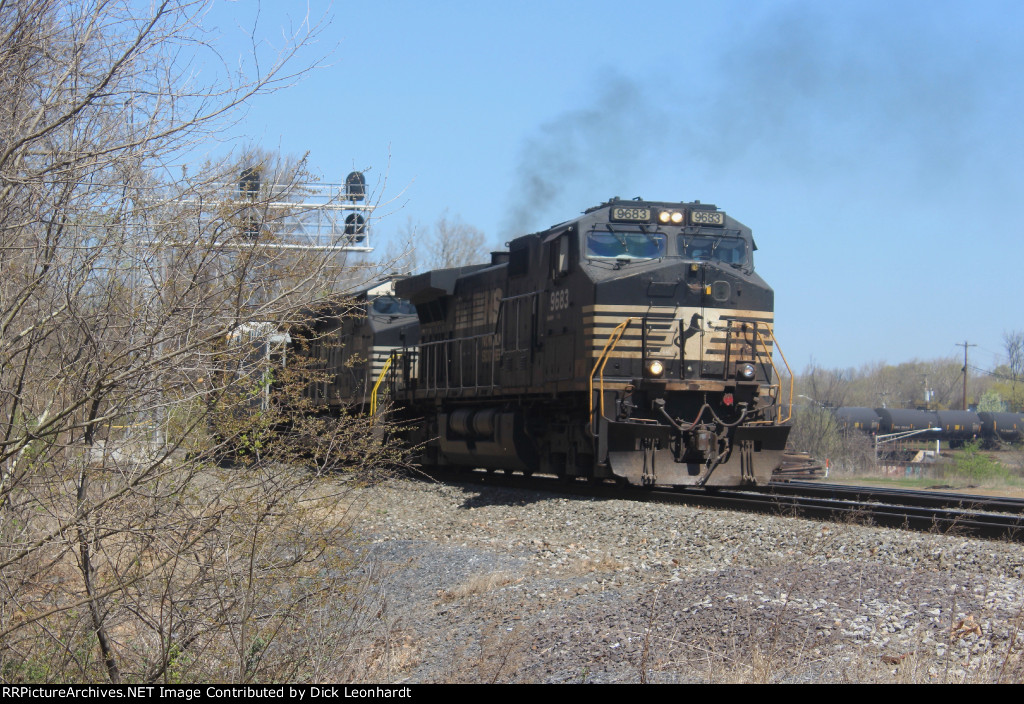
[199,0,1024,373]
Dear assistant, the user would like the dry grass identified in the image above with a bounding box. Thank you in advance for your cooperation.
[0,461,407,684]
[435,571,522,604]
[830,446,1024,498]
[559,553,625,577]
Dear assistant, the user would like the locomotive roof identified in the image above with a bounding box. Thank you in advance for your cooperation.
[583,196,720,214]
[397,198,759,306]
[394,264,491,304]
[295,276,412,324]
[514,197,747,242]
[353,275,410,300]
[499,197,754,254]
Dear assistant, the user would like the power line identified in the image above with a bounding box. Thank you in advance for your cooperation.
[969,364,1022,383]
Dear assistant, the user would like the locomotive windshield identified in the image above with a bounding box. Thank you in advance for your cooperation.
[370,295,415,315]
[678,234,749,267]
[585,228,667,260]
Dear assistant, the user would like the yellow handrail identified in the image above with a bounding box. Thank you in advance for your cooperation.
[370,353,395,416]
[753,326,794,424]
[588,317,637,432]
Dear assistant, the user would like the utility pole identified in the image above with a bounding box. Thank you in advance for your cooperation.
[957,340,977,410]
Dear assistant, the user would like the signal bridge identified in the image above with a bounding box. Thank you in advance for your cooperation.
[225,170,375,253]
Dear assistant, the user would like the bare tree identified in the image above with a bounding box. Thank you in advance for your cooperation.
[0,0,400,683]
[791,362,850,467]
[1004,331,1024,409]
[429,211,488,269]
[383,210,489,274]
[798,363,850,409]
[381,216,423,274]
[1006,332,1024,378]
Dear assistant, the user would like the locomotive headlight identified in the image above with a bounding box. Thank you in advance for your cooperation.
[670,211,684,223]
[647,360,665,377]
[658,211,671,223]
[737,363,756,381]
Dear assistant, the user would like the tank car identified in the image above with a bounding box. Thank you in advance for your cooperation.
[935,410,982,446]
[386,197,792,487]
[833,407,882,433]
[875,408,938,434]
[832,407,1024,447]
[979,411,1024,443]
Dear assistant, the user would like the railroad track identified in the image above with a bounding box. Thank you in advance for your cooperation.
[413,468,1024,542]
[767,480,1024,515]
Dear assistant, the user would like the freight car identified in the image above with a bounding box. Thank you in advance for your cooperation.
[298,197,794,487]
[832,407,1024,445]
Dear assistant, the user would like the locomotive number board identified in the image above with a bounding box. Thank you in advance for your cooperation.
[690,210,725,226]
[609,206,651,222]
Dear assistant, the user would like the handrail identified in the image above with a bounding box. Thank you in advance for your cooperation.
[588,317,637,433]
[417,332,498,392]
[369,353,395,416]
[753,326,794,424]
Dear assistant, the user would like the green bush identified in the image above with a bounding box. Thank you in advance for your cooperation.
[951,441,1009,483]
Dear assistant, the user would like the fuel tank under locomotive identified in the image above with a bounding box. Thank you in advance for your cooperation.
[438,407,538,473]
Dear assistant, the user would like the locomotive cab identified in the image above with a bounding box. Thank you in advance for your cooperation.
[292,278,419,411]
[564,199,791,485]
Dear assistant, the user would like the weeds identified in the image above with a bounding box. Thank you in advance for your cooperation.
[950,442,1011,484]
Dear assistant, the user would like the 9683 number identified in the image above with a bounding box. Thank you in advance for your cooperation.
[610,206,651,222]
[690,210,725,226]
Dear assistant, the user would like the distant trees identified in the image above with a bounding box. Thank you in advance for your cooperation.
[942,331,1024,412]
[383,211,489,273]
[789,364,874,472]
[985,331,1024,411]
[793,357,963,411]
[1006,331,1024,378]
[798,363,851,409]
[790,340,1024,465]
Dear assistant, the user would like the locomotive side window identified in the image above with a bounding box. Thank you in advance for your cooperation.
[585,228,666,260]
[550,233,570,277]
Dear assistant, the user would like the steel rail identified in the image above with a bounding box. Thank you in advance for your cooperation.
[768,481,1024,515]
[411,468,1024,542]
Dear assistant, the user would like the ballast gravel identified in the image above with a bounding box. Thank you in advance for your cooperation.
[346,477,1024,683]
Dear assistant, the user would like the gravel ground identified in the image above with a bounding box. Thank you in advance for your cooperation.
[345,476,1024,683]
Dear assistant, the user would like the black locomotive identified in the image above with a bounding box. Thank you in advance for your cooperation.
[297,197,793,487]
[293,278,419,410]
